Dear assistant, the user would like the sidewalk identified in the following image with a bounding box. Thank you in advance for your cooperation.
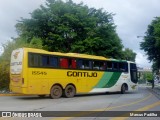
[145,83,160,99]
[0,90,26,96]
[0,93,24,96]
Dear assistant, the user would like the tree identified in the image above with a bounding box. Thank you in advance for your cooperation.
[152,61,160,73]
[0,39,26,90]
[0,40,17,90]
[122,48,136,62]
[0,0,138,90]
[140,17,160,71]
[0,37,43,90]
[16,0,123,59]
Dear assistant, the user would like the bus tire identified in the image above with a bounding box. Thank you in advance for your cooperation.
[121,84,126,94]
[64,85,76,98]
[50,85,62,99]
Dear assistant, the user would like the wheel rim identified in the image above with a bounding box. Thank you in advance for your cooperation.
[53,88,60,96]
[51,85,62,99]
[66,88,73,96]
[65,85,75,97]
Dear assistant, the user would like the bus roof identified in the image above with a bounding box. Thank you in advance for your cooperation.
[25,48,108,60]
[110,59,128,62]
[66,53,108,60]
[22,48,134,62]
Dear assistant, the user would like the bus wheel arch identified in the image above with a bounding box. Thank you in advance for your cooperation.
[121,83,128,94]
[63,83,76,98]
[50,84,63,99]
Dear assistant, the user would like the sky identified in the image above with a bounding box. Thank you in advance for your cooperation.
[1,0,160,68]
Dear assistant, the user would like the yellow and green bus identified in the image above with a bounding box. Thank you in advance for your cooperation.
[10,48,138,99]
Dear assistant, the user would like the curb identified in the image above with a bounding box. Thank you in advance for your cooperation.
[147,87,160,100]
[0,93,31,96]
[0,94,27,96]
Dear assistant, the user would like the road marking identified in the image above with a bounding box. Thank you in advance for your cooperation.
[51,93,152,120]
[111,100,160,120]
[102,93,152,111]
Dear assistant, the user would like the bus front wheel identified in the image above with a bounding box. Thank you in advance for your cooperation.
[121,84,126,94]
[64,85,76,98]
[50,85,62,99]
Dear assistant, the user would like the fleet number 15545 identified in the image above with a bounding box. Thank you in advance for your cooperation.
[32,71,47,75]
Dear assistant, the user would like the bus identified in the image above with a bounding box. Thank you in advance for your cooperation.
[10,48,138,99]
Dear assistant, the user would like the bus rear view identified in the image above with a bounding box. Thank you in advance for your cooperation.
[10,48,25,94]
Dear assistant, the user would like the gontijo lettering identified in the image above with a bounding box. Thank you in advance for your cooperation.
[10,62,22,66]
[67,71,97,77]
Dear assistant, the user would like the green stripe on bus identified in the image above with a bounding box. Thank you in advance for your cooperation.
[103,72,121,88]
[94,72,122,88]
[94,72,113,88]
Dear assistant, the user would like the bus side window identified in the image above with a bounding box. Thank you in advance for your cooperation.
[77,59,83,69]
[50,56,58,67]
[42,55,58,68]
[106,61,112,70]
[93,61,100,70]
[60,58,68,68]
[124,63,128,72]
[119,62,128,72]
[29,53,42,67]
[126,63,128,72]
[93,61,106,70]
[68,59,76,69]
[42,55,50,66]
[100,62,106,70]
[71,59,76,69]
[77,59,92,69]
[130,63,137,70]
[29,53,34,66]
[119,62,125,71]
[84,60,92,69]
[113,62,119,71]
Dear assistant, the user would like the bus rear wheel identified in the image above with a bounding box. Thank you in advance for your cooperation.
[50,85,62,99]
[64,85,76,98]
[121,84,126,94]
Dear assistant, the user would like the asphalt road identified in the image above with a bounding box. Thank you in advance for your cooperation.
[0,86,159,120]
